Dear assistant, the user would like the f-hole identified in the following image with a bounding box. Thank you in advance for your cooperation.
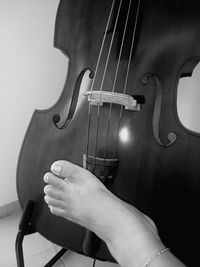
[177,59,200,134]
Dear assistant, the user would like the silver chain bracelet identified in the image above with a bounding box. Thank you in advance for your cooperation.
[143,247,170,267]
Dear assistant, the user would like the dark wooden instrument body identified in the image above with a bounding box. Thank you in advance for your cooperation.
[17,0,200,265]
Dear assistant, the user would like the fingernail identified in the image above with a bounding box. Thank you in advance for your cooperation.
[51,163,62,175]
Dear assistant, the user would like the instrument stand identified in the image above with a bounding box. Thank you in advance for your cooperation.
[15,200,68,267]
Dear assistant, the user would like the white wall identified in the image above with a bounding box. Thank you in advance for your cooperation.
[177,63,200,133]
[0,0,67,206]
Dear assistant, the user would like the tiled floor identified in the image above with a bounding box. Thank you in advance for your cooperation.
[0,211,63,267]
[0,211,119,267]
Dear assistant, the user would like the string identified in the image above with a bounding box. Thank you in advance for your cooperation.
[113,0,141,158]
[103,0,133,163]
[86,0,141,170]
[85,0,116,164]
[93,0,123,169]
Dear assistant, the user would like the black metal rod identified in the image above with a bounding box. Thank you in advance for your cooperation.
[15,231,25,267]
[44,248,68,267]
[83,230,101,257]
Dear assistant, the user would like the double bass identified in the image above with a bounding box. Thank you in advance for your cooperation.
[17,0,200,265]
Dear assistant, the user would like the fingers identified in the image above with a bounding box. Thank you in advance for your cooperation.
[50,160,84,182]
